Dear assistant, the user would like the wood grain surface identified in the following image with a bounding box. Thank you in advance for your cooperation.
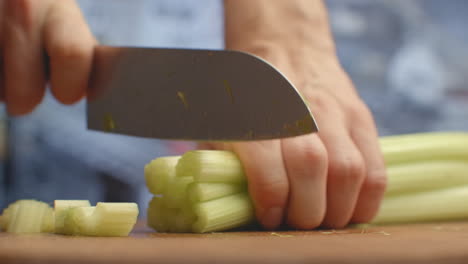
[1,221,468,263]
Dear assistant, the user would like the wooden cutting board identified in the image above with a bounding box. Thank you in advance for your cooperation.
[1,221,468,263]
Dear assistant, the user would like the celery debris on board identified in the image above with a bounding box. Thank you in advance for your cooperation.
[145,132,468,233]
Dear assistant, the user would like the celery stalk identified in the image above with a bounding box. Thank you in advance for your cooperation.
[162,207,181,233]
[145,156,180,195]
[147,196,168,232]
[192,193,254,233]
[386,161,468,196]
[372,185,468,224]
[173,206,197,233]
[188,183,246,203]
[380,132,468,165]
[164,176,194,209]
[176,150,246,182]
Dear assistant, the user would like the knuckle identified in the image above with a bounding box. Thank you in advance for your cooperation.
[329,154,366,184]
[364,169,388,194]
[346,100,375,125]
[302,142,328,165]
[290,142,328,181]
[250,177,289,208]
[51,43,90,62]
[5,0,35,30]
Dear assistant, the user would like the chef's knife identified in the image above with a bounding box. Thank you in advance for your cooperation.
[87,46,318,141]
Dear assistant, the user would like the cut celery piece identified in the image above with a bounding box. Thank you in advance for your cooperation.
[380,132,468,165]
[63,203,139,236]
[4,200,54,233]
[164,177,194,209]
[386,161,468,196]
[188,182,246,203]
[92,203,139,236]
[176,150,246,182]
[373,185,468,224]
[41,208,55,233]
[63,206,95,235]
[54,200,91,234]
[145,156,180,195]
[193,193,254,233]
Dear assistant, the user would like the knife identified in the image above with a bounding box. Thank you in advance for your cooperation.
[87,46,318,141]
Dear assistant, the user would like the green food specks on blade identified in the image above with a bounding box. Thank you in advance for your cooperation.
[104,113,116,132]
[223,80,234,104]
[177,91,189,109]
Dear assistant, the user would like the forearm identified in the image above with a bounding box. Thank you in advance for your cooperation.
[224,0,350,94]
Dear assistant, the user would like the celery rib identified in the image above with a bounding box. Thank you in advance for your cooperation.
[176,150,246,182]
[192,193,255,233]
[386,161,468,196]
[381,132,468,165]
[373,185,468,224]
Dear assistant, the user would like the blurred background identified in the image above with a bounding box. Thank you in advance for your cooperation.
[1,0,467,213]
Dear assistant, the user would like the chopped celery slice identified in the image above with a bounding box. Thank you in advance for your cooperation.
[92,203,139,236]
[63,203,139,236]
[54,200,91,234]
[188,183,246,203]
[193,193,254,233]
[2,200,54,233]
[145,156,180,195]
[176,150,246,182]
[63,206,95,235]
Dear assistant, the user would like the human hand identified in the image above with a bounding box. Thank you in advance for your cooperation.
[0,0,95,115]
[200,44,387,230]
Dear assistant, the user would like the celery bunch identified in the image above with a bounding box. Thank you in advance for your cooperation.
[145,151,253,233]
[145,132,468,233]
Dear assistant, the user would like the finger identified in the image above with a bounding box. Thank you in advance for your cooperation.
[281,134,328,229]
[43,0,96,105]
[309,93,366,228]
[3,0,49,115]
[232,140,288,230]
[350,109,387,223]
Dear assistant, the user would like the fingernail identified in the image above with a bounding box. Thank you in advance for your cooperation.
[261,207,283,229]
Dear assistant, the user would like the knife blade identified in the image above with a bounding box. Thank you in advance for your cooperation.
[87,46,318,141]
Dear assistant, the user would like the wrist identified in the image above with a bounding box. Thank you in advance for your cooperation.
[229,40,352,96]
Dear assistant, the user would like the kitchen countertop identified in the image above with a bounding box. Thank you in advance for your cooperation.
[1,221,468,263]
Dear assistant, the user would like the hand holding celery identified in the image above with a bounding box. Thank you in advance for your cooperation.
[145,132,468,233]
